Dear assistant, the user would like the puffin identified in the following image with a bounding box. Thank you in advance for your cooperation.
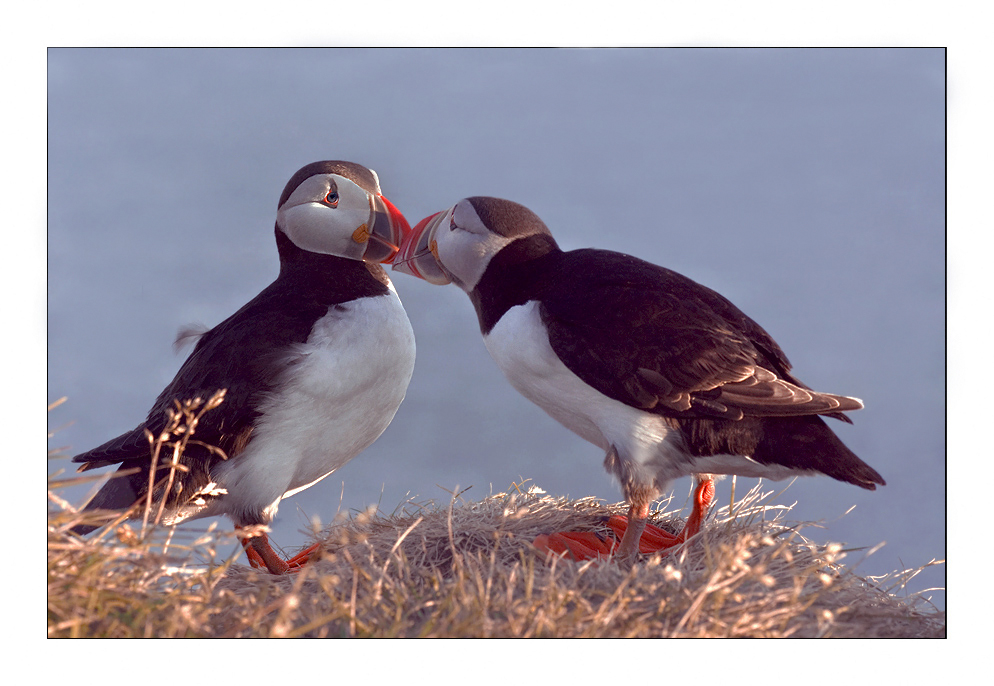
[70,160,416,574]
[392,196,884,562]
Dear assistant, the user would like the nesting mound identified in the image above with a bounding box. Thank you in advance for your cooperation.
[48,483,944,638]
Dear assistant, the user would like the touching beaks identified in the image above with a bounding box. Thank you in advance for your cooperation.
[391,209,453,284]
[361,194,411,264]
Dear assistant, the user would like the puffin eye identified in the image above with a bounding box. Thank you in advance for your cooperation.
[325,191,340,207]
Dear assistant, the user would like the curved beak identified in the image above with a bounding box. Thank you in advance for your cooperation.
[391,209,453,284]
[361,194,411,264]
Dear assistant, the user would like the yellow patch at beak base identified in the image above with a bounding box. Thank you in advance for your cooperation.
[352,224,370,244]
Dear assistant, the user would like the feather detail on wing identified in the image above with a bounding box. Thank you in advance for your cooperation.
[634,364,863,421]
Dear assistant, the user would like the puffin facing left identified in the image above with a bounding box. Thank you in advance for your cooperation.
[70,161,416,574]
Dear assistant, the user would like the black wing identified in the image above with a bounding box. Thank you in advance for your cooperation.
[72,281,331,471]
[537,249,862,422]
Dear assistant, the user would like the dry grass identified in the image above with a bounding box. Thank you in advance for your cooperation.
[48,394,943,638]
[48,479,945,638]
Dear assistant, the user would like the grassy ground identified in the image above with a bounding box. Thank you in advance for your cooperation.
[48,478,944,638]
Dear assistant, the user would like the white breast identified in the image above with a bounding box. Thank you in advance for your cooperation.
[483,302,680,471]
[211,286,415,523]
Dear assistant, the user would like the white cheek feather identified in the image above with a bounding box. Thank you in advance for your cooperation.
[278,203,365,259]
[212,290,415,522]
[331,177,375,235]
[275,176,372,259]
[438,230,513,293]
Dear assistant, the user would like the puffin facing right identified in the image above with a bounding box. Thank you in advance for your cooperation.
[71,161,415,574]
[393,197,883,562]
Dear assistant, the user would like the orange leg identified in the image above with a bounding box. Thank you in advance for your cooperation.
[614,501,650,561]
[679,475,715,542]
[240,532,320,575]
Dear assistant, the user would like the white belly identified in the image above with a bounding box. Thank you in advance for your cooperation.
[484,302,679,473]
[212,287,415,523]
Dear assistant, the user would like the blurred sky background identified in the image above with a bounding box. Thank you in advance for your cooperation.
[47,48,945,607]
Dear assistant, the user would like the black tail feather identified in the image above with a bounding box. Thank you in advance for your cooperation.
[69,464,147,536]
[755,415,885,489]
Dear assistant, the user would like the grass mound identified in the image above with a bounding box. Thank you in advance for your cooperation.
[48,481,944,638]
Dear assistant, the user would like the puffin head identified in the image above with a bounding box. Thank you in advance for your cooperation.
[276,161,410,264]
[393,196,557,291]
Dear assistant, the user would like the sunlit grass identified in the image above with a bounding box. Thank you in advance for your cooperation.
[48,393,943,638]
[49,475,945,638]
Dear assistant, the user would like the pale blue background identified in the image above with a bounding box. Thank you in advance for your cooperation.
[48,48,945,607]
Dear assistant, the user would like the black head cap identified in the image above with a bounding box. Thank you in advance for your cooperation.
[278,161,381,208]
[465,196,557,244]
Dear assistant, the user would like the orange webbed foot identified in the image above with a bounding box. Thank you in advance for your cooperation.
[534,476,718,563]
[284,542,320,571]
[534,530,617,561]
[605,515,682,553]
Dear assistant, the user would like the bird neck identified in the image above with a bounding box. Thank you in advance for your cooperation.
[470,234,561,335]
[274,225,390,302]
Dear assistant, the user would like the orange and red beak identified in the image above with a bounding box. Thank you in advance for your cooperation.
[391,209,454,284]
[362,194,411,264]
